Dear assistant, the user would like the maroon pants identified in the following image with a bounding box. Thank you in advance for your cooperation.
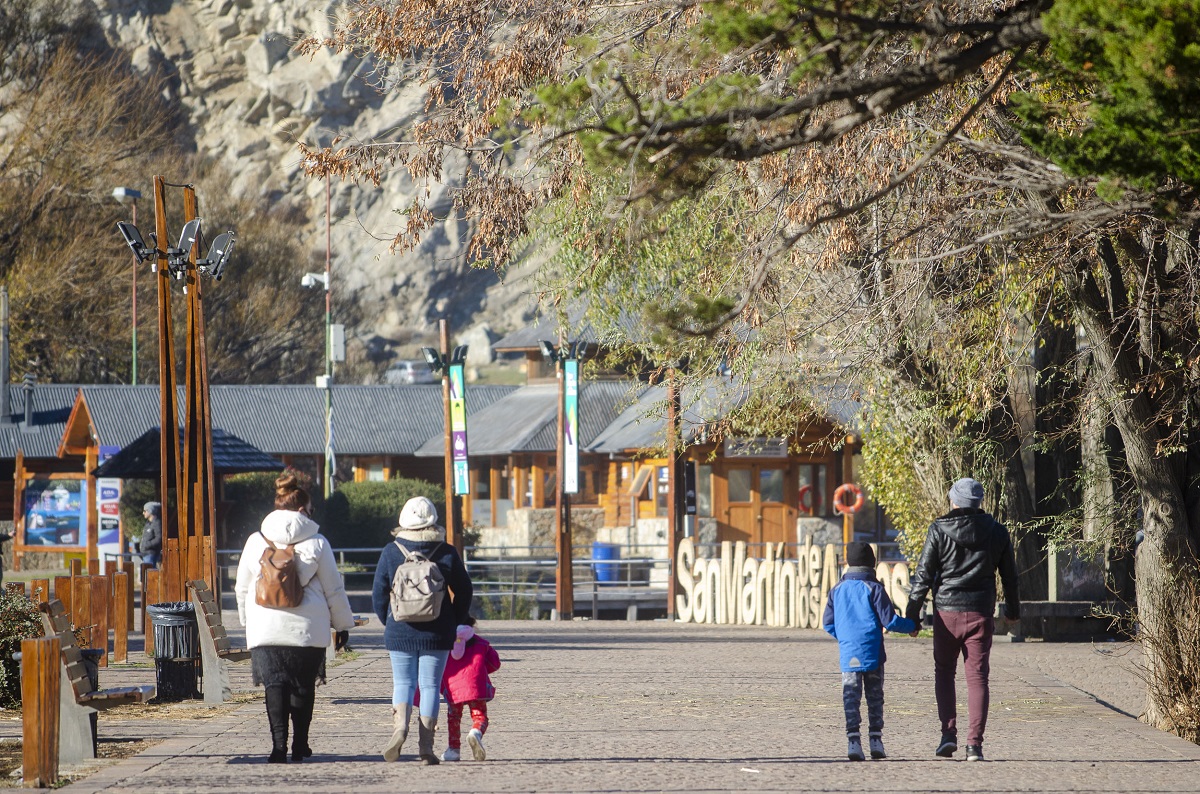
[933,610,994,746]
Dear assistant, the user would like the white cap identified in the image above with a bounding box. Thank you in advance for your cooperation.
[398,496,439,530]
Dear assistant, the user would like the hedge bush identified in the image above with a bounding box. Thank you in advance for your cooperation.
[320,479,446,548]
[219,472,445,549]
[0,592,45,707]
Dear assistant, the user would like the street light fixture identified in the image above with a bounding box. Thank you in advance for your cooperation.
[116,221,155,263]
[117,217,234,280]
[197,232,236,280]
[421,345,469,373]
[116,205,235,386]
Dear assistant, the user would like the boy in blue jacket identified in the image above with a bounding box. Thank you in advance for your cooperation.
[823,542,916,761]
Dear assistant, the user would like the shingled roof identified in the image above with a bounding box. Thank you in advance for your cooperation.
[0,384,82,459]
[586,380,861,454]
[415,380,645,457]
[491,303,645,352]
[587,381,752,454]
[92,427,284,477]
[2,383,518,462]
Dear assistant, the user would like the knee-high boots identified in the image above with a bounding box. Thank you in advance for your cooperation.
[290,686,316,762]
[383,705,411,762]
[264,684,290,763]
[418,715,440,765]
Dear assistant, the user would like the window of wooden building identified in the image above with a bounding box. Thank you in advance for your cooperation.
[797,462,829,516]
[696,463,713,517]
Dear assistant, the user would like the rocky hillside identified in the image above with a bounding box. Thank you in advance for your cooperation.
[93,0,540,366]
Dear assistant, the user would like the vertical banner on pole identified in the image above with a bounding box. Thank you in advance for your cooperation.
[563,358,580,495]
[449,363,470,496]
[96,475,122,566]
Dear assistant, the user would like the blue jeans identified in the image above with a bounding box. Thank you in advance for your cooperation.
[842,665,886,737]
[389,649,449,719]
[142,552,160,567]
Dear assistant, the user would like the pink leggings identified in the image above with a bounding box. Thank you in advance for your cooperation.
[933,610,994,746]
[446,700,489,750]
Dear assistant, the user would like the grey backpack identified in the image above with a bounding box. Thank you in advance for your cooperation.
[389,542,446,622]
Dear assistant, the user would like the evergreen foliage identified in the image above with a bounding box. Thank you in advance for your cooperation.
[1014,0,1200,188]
[0,592,44,708]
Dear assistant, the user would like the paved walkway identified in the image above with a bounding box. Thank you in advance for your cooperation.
[39,620,1200,792]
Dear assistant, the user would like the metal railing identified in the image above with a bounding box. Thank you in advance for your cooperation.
[215,539,901,592]
[691,540,904,563]
[214,544,673,596]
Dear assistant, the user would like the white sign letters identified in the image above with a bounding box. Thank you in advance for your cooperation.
[675,538,910,628]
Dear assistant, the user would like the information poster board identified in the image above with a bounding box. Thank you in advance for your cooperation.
[23,479,88,546]
[96,478,123,562]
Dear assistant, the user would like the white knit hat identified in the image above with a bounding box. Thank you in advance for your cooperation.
[398,496,439,530]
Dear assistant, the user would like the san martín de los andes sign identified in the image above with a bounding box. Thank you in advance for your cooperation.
[674,538,912,627]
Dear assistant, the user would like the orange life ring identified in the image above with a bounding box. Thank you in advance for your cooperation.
[798,485,814,513]
[833,483,865,515]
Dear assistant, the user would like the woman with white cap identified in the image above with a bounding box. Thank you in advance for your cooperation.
[372,495,473,764]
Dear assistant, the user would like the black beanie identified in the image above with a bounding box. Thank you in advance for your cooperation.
[846,542,875,568]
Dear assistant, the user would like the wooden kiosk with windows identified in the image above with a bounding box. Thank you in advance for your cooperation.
[599,426,854,547]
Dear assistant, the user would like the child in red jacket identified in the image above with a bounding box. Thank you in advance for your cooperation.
[440,616,501,761]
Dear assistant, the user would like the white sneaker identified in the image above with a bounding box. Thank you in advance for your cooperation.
[869,735,886,759]
[467,728,486,761]
[847,736,865,761]
[441,748,460,762]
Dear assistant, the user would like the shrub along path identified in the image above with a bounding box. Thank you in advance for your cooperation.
[25,616,1200,792]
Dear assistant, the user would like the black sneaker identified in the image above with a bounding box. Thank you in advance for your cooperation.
[965,745,984,761]
[935,734,957,757]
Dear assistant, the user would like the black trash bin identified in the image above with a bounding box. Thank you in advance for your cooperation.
[147,602,200,701]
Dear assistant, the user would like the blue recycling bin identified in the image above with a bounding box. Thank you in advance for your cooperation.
[592,542,621,584]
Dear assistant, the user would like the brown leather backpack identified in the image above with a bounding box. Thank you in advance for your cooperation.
[255,532,304,608]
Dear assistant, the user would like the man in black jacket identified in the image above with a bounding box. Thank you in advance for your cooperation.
[906,477,1020,762]
[139,502,162,567]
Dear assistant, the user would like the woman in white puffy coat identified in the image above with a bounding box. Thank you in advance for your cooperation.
[235,472,355,764]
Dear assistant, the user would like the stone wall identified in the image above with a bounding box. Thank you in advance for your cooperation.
[476,507,605,556]
[796,516,843,547]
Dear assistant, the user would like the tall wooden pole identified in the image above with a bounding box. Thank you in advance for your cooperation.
[440,319,462,549]
[152,176,181,601]
[181,186,218,596]
[554,350,573,619]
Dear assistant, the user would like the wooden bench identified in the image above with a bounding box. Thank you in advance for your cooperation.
[37,600,155,765]
[187,580,250,704]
